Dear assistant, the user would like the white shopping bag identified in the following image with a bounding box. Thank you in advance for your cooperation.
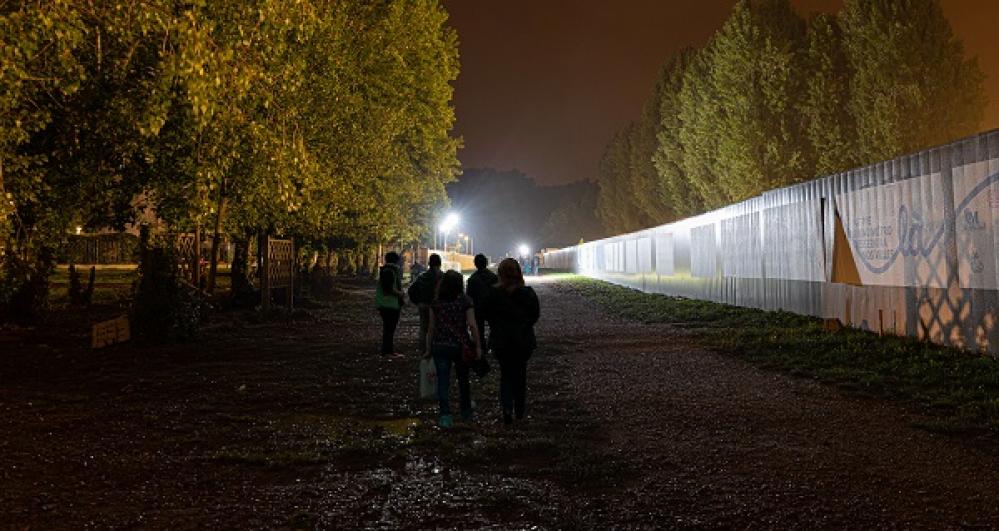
[419,358,437,400]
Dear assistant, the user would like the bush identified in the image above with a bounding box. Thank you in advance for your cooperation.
[68,264,96,307]
[131,241,202,342]
[308,265,336,299]
[0,249,55,324]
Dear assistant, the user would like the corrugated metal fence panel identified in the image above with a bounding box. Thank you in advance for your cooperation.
[543,130,999,354]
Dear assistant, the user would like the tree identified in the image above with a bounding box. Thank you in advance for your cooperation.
[707,0,811,202]
[629,74,670,226]
[841,0,986,163]
[800,13,858,176]
[597,126,645,234]
[678,44,728,209]
[0,2,88,319]
[652,49,702,219]
[539,185,603,249]
[1,0,462,319]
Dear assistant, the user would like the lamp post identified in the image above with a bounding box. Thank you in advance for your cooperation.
[457,233,471,255]
[439,212,459,254]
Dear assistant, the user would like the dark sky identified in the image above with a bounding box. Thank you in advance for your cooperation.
[444,0,999,186]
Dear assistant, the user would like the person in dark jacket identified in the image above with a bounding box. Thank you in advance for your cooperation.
[481,258,540,424]
[409,260,425,285]
[375,251,405,356]
[465,254,498,349]
[412,254,443,356]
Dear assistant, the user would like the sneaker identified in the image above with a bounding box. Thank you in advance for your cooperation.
[439,414,454,428]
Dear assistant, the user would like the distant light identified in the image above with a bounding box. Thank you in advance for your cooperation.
[439,212,460,233]
[518,244,530,257]
[75,226,82,235]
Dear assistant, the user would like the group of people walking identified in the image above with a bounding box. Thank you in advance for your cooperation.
[375,252,540,427]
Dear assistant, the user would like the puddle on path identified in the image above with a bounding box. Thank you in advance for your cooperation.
[362,417,421,439]
[280,413,422,448]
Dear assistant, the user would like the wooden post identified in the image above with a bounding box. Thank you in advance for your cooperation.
[261,233,271,311]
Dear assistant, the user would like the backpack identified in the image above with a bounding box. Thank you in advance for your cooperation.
[407,279,422,304]
[485,285,539,354]
[408,269,440,305]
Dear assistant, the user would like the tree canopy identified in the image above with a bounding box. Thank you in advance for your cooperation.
[594,0,986,235]
[1,0,460,313]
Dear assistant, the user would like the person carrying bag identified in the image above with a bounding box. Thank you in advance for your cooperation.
[425,270,483,428]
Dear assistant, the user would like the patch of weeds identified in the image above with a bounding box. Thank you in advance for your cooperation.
[561,275,999,436]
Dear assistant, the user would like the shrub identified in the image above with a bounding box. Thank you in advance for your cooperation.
[0,249,55,324]
[131,236,202,342]
[67,264,95,306]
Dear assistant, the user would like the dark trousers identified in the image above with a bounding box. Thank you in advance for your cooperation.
[378,308,401,354]
[417,305,431,354]
[433,344,472,419]
[474,314,487,351]
[498,354,528,417]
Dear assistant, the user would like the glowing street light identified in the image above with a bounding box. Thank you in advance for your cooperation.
[439,212,460,233]
[439,212,460,253]
[518,244,530,257]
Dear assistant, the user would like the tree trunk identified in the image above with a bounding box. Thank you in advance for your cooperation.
[207,180,227,293]
[231,235,251,295]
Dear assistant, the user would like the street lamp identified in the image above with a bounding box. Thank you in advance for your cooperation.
[439,212,460,253]
[456,233,473,255]
[518,244,530,257]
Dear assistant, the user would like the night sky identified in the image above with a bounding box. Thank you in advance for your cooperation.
[444,0,999,186]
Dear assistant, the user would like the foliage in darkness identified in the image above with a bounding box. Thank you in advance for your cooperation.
[0,0,460,320]
[132,241,202,342]
[446,169,603,257]
[597,0,986,235]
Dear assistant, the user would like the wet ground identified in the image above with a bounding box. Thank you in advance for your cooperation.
[4,277,999,528]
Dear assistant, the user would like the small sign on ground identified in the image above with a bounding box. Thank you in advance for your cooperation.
[92,315,130,349]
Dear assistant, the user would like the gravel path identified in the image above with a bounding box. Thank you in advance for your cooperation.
[539,279,999,528]
[4,277,999,528]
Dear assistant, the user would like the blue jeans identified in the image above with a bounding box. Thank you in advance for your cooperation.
[432,344,472,419]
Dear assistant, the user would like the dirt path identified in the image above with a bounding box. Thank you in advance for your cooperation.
[2,278,999,528]
[542,279,999,528]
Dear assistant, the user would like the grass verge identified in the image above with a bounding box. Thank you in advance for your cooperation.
[559,275,999,435]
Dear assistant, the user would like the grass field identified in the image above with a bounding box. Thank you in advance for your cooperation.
[557,274,999,435]
[47,264,231,305]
